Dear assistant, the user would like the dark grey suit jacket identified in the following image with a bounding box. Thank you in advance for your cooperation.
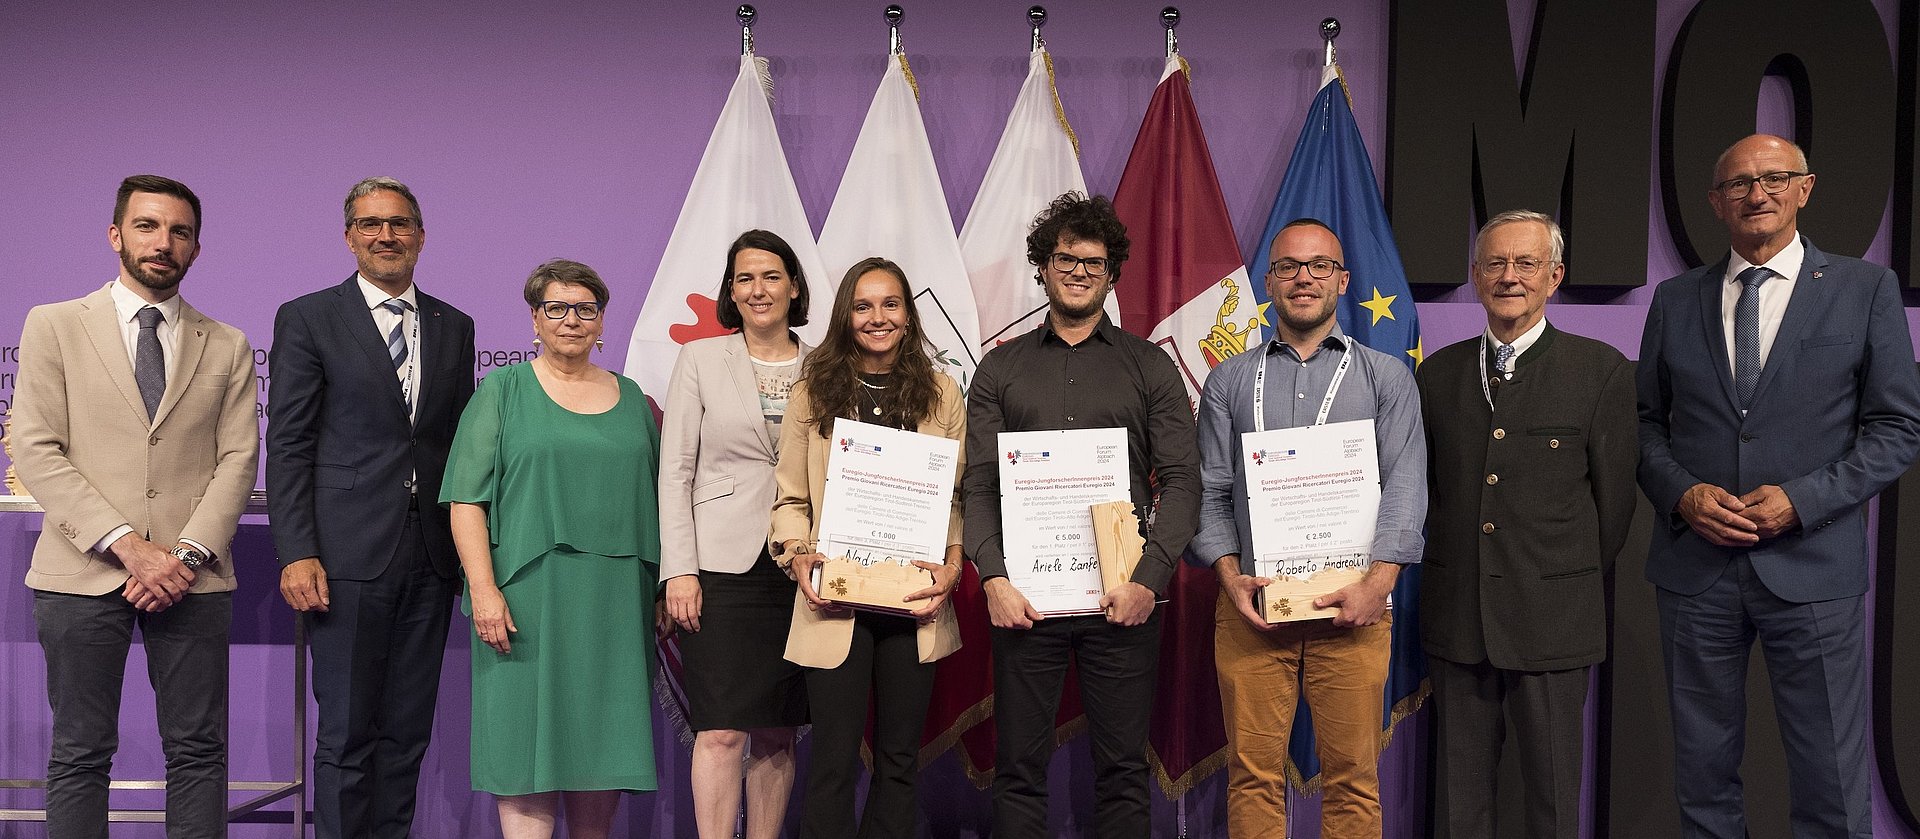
[265,274,475,581]
[1637,238,1920,602]
[1418,324,1639,671]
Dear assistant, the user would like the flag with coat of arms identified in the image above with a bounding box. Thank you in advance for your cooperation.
[1109,51,1268,797]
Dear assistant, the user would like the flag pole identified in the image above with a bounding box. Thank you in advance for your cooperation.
[1161,6,1179,57]
[1029,5,1046,51]
[1321,17,1340,67]
[886,4,905,56]
[738,4,755,55]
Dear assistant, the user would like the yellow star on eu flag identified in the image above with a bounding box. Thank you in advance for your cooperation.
[1406,337,1425,367]
[1359,287,1397,325]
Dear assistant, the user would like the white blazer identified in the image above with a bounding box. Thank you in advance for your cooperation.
[658,333,811,579]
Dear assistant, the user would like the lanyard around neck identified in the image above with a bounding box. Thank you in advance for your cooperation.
[1252,342,1352,433]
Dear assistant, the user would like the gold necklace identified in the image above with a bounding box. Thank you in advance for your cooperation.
[858,377,887,417]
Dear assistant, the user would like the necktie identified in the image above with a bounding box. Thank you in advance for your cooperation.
[1493,342,1516,379]
[1734,266,1770,408]
[134,306,165,421]
[382,299,414,416]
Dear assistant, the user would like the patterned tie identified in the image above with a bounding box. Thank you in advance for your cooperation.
[1734,266,1770,408]
[1493,342,1516,380]
[134,306,165,421]
[382,298,413,415]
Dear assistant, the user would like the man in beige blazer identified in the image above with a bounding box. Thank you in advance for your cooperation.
[11,175,258,837]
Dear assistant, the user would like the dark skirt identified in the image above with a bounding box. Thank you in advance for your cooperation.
[677,551,809,731]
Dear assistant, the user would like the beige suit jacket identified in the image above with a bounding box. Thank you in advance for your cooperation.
[12,283,259,596]
[771,374,965,669]
[658,333,812,579]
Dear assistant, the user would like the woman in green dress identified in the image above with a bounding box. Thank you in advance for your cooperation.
[443,259,660,838]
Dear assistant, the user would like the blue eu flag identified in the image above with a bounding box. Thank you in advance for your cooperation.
[1246,64,1428,789]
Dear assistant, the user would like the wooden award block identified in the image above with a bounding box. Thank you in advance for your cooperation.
[811,557,934,616]
[1090,500,1144,594]
[1257,567,1367,623]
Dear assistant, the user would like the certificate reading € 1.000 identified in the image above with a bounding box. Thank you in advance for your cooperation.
[997,427,1131,616]
[810,418,961,614]
[1242,418,1380,623]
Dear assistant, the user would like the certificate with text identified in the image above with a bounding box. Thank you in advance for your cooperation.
[998,427,1130,616]
[816,418,961,570]
[1242,418,1379,583]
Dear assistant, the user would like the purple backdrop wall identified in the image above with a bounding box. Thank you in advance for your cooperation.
[1,0,1914,835]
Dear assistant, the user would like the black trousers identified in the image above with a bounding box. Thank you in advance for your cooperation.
[1429,656,1590,839]
[799,611,937,839]
[35,588,232,839]
[991,611,1162,838]
[308,510,457,839]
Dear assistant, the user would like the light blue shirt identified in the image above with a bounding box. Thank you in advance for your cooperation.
[1191,326,1427,575]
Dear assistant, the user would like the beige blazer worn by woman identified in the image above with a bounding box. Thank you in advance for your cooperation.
[658,333,813,579]
[769,374,965,669]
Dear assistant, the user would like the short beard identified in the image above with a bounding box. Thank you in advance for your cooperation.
[1044,278,1110,322]
[119,246,185,293]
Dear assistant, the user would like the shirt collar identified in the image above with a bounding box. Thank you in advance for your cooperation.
[1039,313,1118,346]
[109,278,183,326]
[1483,316,1548,359]
[1724,234,1805,287]
[356,273,418,310]
[1266,323,1351,358]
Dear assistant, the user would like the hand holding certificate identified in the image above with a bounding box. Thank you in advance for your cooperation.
[996,428,1131,617]
[1241,418,1381,623]
[806,419,962,616]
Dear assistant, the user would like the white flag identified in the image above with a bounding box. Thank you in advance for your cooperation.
[817,54,981,389]
[624,54,828,399]
[959,47,1113,350]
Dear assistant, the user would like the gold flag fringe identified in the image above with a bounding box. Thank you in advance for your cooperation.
[899,53,920,103]
[1041,49,1081,159]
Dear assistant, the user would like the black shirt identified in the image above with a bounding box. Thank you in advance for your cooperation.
[962,315,1201,594]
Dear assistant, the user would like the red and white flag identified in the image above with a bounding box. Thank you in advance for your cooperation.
[623,53,828,399]
[624,52,826,740]
[1110,53,1264,797]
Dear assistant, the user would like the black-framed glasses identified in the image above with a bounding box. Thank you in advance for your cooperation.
[349,216,420,236]
[538,300,602,320]
[1267,258,1344,280]
[1049,253,1111,277]
[1476,257,1555,278]
[1714,171,1807,200]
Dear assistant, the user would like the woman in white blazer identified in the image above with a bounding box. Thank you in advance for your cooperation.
[658,230,814,839]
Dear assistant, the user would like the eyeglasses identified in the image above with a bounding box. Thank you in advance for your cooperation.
[1713,171,1807,200]
[349,216,420,236]
[538,300,602,321]
[1049,253,1111,277]
[1475,257,1555,278]
[1266,258,1344,280]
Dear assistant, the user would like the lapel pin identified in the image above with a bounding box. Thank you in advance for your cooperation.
[1812,271,1822,279]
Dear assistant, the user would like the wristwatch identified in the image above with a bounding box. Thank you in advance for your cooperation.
[169,545,210,568]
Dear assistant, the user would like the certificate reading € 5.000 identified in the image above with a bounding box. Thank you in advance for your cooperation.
[997,427,1130,616]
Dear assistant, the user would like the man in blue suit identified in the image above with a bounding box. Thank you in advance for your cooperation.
[1638,134,1920,837]
[266,177,475,838]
